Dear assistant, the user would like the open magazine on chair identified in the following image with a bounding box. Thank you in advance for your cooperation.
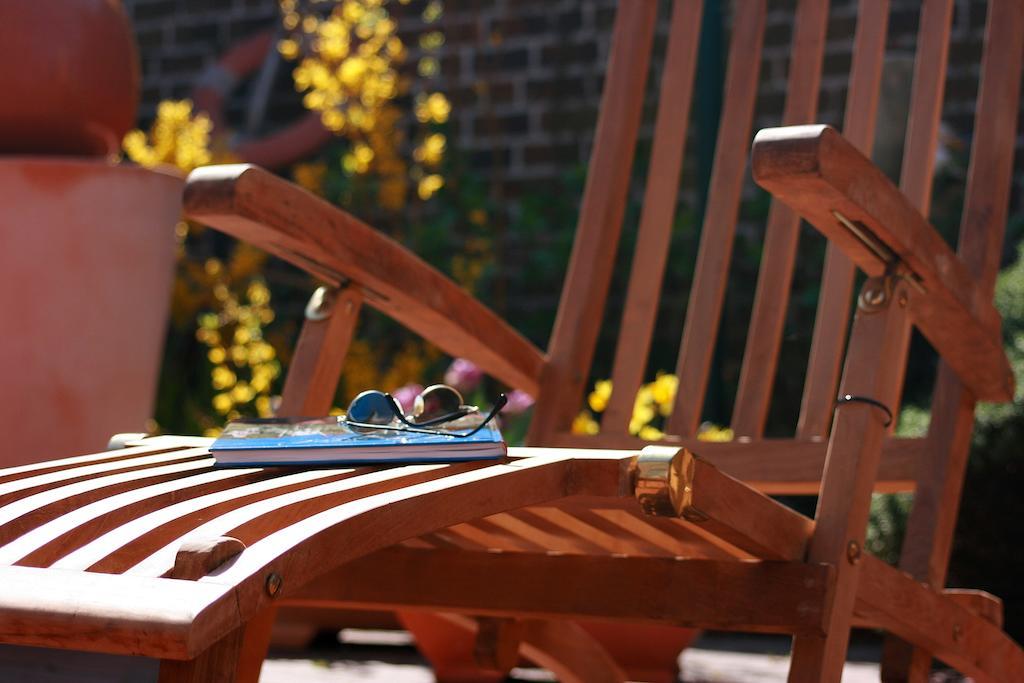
[211,415,506,466]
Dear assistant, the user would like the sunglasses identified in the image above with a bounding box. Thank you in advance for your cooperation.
[344,384,507,438]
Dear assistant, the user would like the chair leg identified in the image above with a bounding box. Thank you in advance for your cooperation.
[158,626,244,683]
[399,612,506,683]
[787,275,913,683]
[880,364,977,682]
[235,605,278,683]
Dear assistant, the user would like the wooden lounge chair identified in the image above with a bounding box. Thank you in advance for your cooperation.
[0,0,1021,681]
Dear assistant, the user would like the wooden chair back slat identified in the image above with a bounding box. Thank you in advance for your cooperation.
[957,0,1024,292]
[886,0,956,422]
[664,0,769,437]
[602,0,705,434]
[730,0,831,438]
[898,0,955,214]
[277,285,363,417]
[880,9,1024,674]
[798,0,891,439]
[526,2,659,444]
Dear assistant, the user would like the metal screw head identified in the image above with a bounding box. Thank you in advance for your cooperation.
[265,573,283,597]
[863,286,887,307]
[846,540,862,564]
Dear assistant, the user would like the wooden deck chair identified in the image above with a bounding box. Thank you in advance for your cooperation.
[0,1,1021,682]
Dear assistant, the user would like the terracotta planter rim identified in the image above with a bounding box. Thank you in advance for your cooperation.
[0,156,185,184]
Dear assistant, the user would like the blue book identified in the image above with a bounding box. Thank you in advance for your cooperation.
[210,416,506,466]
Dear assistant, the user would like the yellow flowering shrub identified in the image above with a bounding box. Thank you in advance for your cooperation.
[124,101,280,435]
[279,0,451,208]
[572,374,734,443]
[122,100,213,172]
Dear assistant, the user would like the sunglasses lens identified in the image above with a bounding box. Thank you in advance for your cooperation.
[413,384,465,423]
[346,390,396,425]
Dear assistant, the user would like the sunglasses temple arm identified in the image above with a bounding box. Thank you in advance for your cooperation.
[458,394,508,437]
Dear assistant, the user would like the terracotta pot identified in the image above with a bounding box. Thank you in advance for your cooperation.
[0,158,182,464]
[0,1,140,156]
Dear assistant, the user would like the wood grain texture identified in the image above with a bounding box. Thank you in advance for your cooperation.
[277,285,363,417]
[527,0,658,443]
[752,124,1014,402]
[667,0,768,436]
[798,0,890,439]
[603,0,704,434]
[542,434,922,494]
[731,0,830,438]
[285,547,835,635]
[184,165,543,395]
[882,1,1024,678]
[857,555,1024,683]
[789,277,913,682]
[639,448,814,561]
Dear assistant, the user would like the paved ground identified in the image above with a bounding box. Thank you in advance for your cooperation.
[258,630,894,682]
[260,648,883,682]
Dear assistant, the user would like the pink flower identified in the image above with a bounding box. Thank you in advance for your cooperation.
[501,389,535,415]
[391,383,424,415]
[444,358,483,393]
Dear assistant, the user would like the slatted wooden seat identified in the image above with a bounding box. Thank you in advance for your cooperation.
[4,0,1022,681]
[0,436,1019,682]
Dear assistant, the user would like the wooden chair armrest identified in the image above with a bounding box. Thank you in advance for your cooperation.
[184,164,545,395]
[752,125,1014,402]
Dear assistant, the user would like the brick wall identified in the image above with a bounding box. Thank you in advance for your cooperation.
[123,0,1022,217]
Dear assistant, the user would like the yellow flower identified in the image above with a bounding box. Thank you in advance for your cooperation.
[415,92,450,123]
[277,38,300,60]
[587,379,613,413]
[698,423,734,442]
[122,99,212,173]
[413,133,446,167]
[638,425,665,441]
[417,174,444,200]
[211,365,236,390]
[572,411,600,436]
[213,393,233,414]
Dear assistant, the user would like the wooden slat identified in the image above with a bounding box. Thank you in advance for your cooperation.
[483,511,603,555]
[897,0,955,213]
[527,1,658,443]
[602,0,704,433]
[798,0,891,439]
[589,508,736,558]
[731,0,830,438]
[518,507,638,555]
[127,464,470,578]
[635,447,813,561]
[856,555,1024,683]
[788,276,913,680]
[3,467,272,568]
[666,0,768,436]
[752,124,1014,402]
[541,434,922,494]
[277,285,363,417]
[49,467,368,571]
[883,2,1024,677]
[569,508,693,556]
[444,520,548,553]
[0,439,200,486]
[885,0,956,426]
[184,165,544,396]
[0,565,229,659]
[286,547,835,636]
[0,449,211,509]
[0,455,215,546]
